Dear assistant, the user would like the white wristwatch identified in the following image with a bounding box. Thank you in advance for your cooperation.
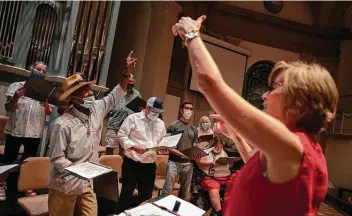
[184,30,200,47]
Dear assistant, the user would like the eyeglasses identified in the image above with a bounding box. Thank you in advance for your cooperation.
[268,82,283,92]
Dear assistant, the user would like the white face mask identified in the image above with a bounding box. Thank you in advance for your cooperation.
[183,109,193,120]
[147,111,159,121]
[81,96,95,109]
[202,122,211,131]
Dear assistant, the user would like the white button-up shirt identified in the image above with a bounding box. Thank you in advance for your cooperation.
[48,85,126,195]
[117,111,166,163]
[5,81,47,138]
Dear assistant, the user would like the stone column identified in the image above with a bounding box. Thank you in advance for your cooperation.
[139,2,182,100]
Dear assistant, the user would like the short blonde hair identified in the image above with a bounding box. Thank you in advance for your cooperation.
[269,61,339,134]
[199,116,210,127]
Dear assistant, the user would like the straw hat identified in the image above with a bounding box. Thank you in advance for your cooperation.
[58,74,95,101]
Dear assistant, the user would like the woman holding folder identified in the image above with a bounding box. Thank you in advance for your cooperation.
[172,16,338,216]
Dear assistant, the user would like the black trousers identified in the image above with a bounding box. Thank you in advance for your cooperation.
[116,157,156,214]
[1,134,41,201]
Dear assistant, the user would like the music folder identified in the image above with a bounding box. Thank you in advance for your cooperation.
[23,74,66,106]
[198,134,214,142]
[64,162,114,180]
[0,163,20,176]
[215,157,241,165]
[126,96,146,113]
[181,146,209,159]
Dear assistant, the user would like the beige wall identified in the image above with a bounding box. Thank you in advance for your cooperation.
[337,40,352,96]
[106,1,151,91]
[225,1,313,25]
[186,39,300,125]
[326,139,352,190]
[0,85,8,116]
[324,38,352,190]
[240,40,300,69]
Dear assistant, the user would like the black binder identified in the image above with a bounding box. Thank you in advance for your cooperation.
[126,96,146,113]
[23,75,66,106]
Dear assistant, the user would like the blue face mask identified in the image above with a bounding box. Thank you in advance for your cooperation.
[30,71,45,79]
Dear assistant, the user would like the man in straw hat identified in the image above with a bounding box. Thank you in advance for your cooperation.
[47,52,137,216]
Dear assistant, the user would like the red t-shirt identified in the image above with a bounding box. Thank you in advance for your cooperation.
[223,131,328,216]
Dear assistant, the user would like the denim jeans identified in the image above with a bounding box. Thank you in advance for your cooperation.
[161,160,193,201]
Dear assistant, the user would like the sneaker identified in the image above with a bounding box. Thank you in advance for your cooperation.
[0,183,6,201]
[25,190,37,196]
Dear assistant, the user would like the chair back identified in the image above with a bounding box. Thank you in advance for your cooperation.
[17,157,50,192]
[0,116,8,142]
[99,155,123,176]
[155,154,169,177]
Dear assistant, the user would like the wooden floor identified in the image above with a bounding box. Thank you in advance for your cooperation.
[318,203,345,216]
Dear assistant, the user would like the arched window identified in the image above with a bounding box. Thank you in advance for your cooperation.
[242,60,274,109]
[25,3,57,69]
[0,1,22,62]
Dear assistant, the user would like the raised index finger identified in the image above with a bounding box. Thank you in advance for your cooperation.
[127,50,133,59]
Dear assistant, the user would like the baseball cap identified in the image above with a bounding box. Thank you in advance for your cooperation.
[146,97,164,113]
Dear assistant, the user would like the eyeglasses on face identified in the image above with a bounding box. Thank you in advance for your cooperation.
[268,81,283,92]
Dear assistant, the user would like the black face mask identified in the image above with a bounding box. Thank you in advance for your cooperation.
[127,84,134,91]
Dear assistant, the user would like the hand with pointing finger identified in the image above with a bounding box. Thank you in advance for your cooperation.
[172,15,207,40]
[126,50,137,69]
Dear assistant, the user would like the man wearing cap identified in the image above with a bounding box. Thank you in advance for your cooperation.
[115,97,166,214]
[47,53,136,216]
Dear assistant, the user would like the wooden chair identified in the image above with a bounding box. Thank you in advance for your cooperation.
[0,116,24,155]
[99,155,138,197]
[154,154,180,195]
[0,116,8,142]
[17,157,50,216]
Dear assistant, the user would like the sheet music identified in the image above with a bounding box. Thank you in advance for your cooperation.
[155,195,205,216]
[203,147,214,154]
[64,162,112,179]
[124,203,174,216]
[0,164,18,175]
[157,133,182,148]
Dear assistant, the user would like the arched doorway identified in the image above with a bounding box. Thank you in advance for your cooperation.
[242,60,274,109]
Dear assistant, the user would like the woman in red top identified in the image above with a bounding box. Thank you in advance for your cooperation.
[172,16,338,216]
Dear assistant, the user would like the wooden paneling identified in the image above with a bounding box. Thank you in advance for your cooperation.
[206,3,342,58]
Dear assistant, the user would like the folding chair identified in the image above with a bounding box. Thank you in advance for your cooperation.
[17,157,50,216]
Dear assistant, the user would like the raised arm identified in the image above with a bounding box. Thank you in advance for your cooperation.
[172,16,302,162]
[95,51,137,117]
[212,114,254,163]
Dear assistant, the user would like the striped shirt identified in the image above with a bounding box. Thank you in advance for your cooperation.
[107,88,141,130]
[5,81,47,138]
[48,85,126,195]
